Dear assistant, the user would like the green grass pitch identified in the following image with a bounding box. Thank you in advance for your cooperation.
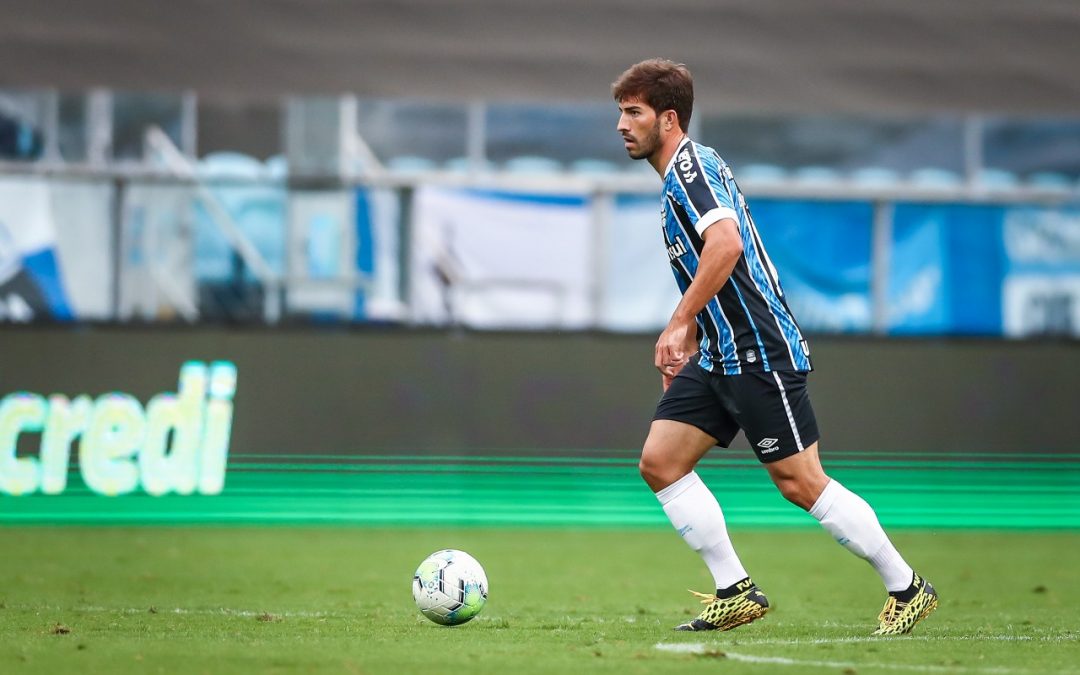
[1,527,1077,674]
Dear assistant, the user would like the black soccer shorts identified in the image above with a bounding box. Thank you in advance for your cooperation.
[653,357,820,463]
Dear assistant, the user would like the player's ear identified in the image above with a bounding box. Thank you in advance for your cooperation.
[663,110,677,132]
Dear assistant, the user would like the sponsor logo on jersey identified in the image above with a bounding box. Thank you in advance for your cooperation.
[667,238,688,261]
[676,149,698,184]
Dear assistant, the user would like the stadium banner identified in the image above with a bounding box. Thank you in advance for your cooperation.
[0,360,235,497]
[282,187,403,321]
[353,187,405,321]
[0,177,75,322]
[888,204,1080,337]
[601,194,682,332]
[0,327,1076,526]
[1001,206,1080,337]
[409,187,594,329]
[749,199,874,333]
[888,204,1005,335]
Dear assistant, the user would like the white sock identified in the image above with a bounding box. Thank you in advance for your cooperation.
[656,471,749,590]
[809,479,914,593]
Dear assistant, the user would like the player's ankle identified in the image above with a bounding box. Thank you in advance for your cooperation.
[888,573,919,603]
[716,576,753,599]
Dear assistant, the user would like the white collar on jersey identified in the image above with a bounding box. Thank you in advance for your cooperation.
[663,135,692,178]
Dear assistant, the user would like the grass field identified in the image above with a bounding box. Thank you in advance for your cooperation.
[1,527,1077,674]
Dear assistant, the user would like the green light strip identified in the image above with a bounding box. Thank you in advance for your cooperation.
[2,457,1077,528]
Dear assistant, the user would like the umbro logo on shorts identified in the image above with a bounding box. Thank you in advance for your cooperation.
[756,438,779,453]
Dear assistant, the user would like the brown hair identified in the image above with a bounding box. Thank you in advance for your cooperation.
[612,59,694,132]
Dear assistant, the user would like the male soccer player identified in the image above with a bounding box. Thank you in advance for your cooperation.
[612,58,937,635]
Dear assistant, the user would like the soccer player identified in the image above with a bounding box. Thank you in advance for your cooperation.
[612,58,937,635]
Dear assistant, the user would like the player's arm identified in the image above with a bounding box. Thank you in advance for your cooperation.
[655,218,743,382]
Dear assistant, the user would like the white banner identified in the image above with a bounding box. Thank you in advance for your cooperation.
[410,187,594,329]
[0,177,73,321]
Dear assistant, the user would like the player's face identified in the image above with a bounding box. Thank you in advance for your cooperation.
[616,98,662,161]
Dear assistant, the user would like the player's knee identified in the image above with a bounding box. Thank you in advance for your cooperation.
[774,477,818,510]
[638,451,681,492]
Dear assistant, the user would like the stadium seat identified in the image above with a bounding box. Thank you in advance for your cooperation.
[198,152,266,180]
[264,154,289,181]
[908,167,963,189]
[503,156,563,174]
[850,167,902,187]
[1027,171,1072,191]
[387,156,438,173]
[736,164,787,183]
[976,168,1021,190]
[569,159,618,174]
[444,156,495,173]
[621,159,655,174]
[792,166,842,184]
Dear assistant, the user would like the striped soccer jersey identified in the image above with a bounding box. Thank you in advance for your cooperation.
[661,137,811,375]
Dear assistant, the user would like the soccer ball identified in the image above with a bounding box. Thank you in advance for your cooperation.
[412,549,488,625]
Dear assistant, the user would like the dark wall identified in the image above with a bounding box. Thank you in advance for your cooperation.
[1,326,1077,455]
[4,1,1080,115]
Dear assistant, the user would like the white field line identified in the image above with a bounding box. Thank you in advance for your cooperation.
[719,634,1078,646]
[8,604,338,618]
[655,642,1073,674]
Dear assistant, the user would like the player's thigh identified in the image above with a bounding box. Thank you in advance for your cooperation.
[651,358,740,450]
[728,370,820,464]
[642,418,718,468]
[643,360,739,488]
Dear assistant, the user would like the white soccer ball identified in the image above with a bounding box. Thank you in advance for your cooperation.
[412,549,489,626]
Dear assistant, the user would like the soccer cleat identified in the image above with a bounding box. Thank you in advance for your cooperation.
[872,573,938,636]
[673,584,770,631]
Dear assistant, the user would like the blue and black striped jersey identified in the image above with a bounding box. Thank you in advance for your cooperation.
[662,137,812,374]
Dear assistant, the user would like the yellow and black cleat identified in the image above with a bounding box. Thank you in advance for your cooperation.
[873,573,939,636]
[674,582,770,632]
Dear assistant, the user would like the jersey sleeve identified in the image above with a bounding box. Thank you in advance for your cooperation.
[671,144,739,237]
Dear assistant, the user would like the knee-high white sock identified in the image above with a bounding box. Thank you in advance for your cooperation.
[809,479,914,592]
[656,471,749,590]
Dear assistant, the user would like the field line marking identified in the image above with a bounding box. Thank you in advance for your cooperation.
[6,604,339,619]
[720,634,1077,645]
[655,642,1066,674]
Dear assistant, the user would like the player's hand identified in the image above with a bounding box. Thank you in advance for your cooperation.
[662,372,674,392]
[655,316,696,378]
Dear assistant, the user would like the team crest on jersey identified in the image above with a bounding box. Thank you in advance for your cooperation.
[676,149,698,183]
[745,349,757,363]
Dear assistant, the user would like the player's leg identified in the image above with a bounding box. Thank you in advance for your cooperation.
[642,419,770,632]
[645,360,769,632]
[745,371,937,635]
[642,419,749,591]
[765,442,914,589]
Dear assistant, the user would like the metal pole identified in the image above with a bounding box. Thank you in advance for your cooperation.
[963,114,984,188]
[109,177,125,320]
[466,100,486,171]
[589,190,615,329]
[180,90,198,160]
[398,185,414,323]
[870,199,894,334]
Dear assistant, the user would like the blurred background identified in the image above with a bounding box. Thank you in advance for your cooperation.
[1,0,1077,527]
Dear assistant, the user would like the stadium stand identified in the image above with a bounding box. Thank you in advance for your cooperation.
[908,167,964,189]
[503,156,563,174]
[850,167,902,187]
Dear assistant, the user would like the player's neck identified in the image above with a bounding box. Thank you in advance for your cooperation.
[650,133,689,177]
